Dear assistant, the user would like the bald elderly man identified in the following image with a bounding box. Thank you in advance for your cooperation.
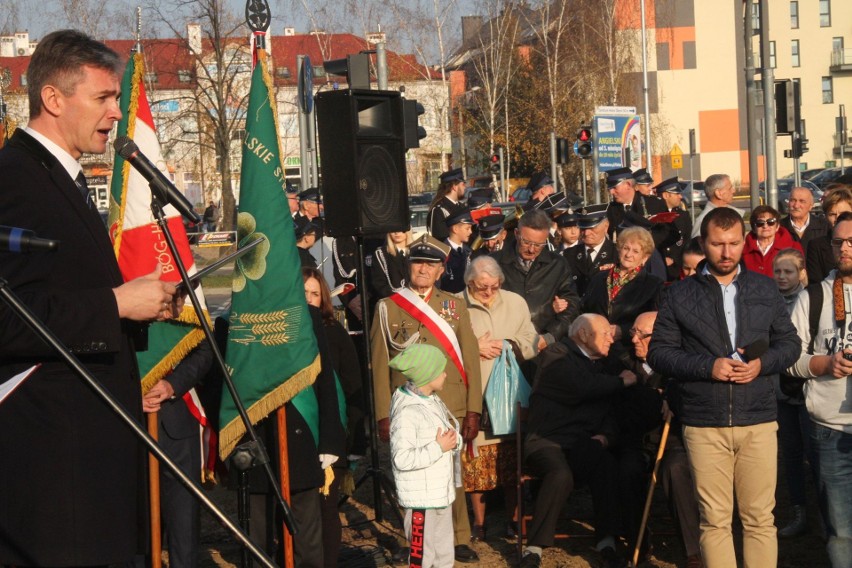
[780,186,829,256]
[520,314,637,568]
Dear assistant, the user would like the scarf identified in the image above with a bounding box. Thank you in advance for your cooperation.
[606,264,644,316]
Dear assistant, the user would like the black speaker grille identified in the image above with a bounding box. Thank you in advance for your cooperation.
[358,144,403,227]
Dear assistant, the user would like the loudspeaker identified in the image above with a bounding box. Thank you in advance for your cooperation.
[316,89,410,237]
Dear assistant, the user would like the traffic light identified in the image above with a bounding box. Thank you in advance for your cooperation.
[576,126,593,159]
[402,99,426,149]
[774,80,800,135]
[490,153,500,174]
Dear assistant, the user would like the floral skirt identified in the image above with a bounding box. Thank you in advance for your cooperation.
[462,440,518,492]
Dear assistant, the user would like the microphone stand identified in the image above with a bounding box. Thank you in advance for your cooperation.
[0,276,277,568]
[147,194,298,538]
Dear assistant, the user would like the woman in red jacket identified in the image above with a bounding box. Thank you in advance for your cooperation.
[743,205,802,277]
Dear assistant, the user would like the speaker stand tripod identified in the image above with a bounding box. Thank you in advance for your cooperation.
[338,234,404,527]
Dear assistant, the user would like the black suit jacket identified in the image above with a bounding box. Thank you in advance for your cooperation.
[0,129,145,565]
[606,192,667,239]
[563,239,618,297]
[782,213,829,257]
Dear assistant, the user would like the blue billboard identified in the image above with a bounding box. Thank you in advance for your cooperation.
[594,112,642,172]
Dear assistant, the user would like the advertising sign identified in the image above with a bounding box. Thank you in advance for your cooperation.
[594,113,642,172]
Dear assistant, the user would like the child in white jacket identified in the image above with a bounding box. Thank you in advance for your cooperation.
[389,343,462,568]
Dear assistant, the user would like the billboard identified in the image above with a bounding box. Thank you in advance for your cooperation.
[594,108,642,172]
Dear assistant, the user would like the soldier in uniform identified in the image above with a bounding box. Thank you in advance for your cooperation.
[440,209,474,294]
[370,235,483,563]
[522,171,557,211]
[605,167,666,240]
[293,186,323,227]
[655,177,693,282]
[563,210,617,297]
[427,168,467,241]
[554,212,581,254]
[632,168,658,200]
[471,213,506,260]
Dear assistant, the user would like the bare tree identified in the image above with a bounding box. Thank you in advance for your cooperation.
[466,0,519,175]
[145,0,251,231]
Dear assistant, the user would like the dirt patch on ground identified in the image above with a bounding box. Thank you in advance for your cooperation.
[191,448,829,568]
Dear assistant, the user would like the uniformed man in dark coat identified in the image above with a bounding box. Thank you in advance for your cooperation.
[427,168,467,241]
[563,211,617,297]
[605,167,666,239]
[294,217,321,268]
[293,186,323,228]
[655,177,693,281]
[440,208,474,293]
[471,213,506,259]
[522,171,558,211]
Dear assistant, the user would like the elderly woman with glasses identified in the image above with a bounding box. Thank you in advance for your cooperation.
[580,226,663,348]
[461,255,539,541]
[743,204,802,278]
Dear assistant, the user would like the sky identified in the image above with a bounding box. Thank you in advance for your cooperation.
[11,0,480,65]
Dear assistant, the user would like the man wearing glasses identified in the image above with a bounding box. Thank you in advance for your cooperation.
[787,211,852,568]
[492,209,579,352]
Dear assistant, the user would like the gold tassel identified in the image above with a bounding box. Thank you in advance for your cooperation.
[340,469,355,497]
[320,466,335,497]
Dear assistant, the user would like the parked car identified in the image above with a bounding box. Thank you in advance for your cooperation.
[809,167,847,190]
[681,180,708,209]
[408,192,434,206]
[758,179,823,213]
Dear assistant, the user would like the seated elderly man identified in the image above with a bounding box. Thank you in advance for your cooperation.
[521,314,637,568]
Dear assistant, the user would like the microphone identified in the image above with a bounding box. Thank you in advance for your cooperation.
[741,339,769,362]
[113,136,202,223]
[0,226,60,253]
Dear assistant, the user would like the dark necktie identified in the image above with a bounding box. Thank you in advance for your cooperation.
[75,172,93,209]
[587,247,595,262]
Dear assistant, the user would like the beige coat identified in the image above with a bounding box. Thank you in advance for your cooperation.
[371,287,482,422]
[464,288,539,446]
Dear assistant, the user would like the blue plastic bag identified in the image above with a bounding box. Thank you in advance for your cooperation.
[483,340,530,435]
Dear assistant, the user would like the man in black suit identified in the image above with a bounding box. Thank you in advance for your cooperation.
[563,211,617,297]
[521,313,637,568]
[143,342,213,568]
[427,168,467,241]
[605,167,666,239]
[781,186,829,256]
[0,30,180,566]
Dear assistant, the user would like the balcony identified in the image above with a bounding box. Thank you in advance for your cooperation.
[830,48,852,73]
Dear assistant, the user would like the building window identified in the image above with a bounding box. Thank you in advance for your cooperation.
[145,72,158,84]
[20,73,26,86]
[833,37,844,51]
[751,3,760,32]
[822,77,833,103]
[312,65,326,78]
[769,41,776,68]
[819,0,831,27]
[178,70,191,83]
[791,40,800,67]
[790,1,798,28]
[275,66,291,79]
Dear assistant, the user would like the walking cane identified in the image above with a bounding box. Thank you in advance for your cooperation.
[631,415,671,567]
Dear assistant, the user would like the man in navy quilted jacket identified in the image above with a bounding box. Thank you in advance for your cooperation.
[647,206,800,568]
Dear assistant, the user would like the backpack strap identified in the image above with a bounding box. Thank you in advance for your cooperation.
[806,282,823,355]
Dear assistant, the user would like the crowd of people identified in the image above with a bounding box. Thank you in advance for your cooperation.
[3,27,852,568]
[352,165,852,568]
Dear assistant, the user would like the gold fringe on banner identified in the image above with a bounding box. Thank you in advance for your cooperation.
[218,355,321,459]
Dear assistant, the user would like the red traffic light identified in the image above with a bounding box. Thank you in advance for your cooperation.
[490,154,499,163]
[577,127,592,142]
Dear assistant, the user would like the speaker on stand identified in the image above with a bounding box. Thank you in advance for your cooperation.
[316,89,410,237]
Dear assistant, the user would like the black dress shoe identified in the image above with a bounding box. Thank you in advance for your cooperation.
[518,552,541,567]
[454,544,479,563]
[391,546,409,565]
[600,546,627,568]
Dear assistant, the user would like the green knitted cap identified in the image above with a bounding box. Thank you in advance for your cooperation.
[388,344,447,387]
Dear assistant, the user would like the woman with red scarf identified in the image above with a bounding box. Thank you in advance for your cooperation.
[580,226,663,350]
